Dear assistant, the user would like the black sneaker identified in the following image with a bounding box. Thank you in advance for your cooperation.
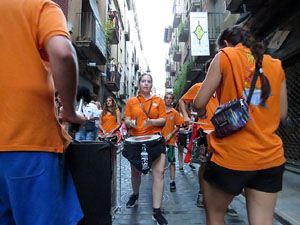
[179,167,184,172]
[126,194,138,208]
[152,211,168,225]
[170,182,176,192]
[189,163,196,171]
[226,205,238,217]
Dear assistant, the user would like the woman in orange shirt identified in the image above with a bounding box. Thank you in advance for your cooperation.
[98,96,121,142]
[194,26,288,225]
[123,74,168,225]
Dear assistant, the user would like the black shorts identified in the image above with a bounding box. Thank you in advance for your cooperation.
[178,132,191,148]
[204,161,285,195]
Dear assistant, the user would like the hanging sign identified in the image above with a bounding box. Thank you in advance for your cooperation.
[190,12,210,56]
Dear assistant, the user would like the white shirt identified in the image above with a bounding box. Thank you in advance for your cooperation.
[82,103,98,119]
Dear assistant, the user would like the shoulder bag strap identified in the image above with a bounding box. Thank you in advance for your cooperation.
[246,64,260,105]
[137,96,153,119]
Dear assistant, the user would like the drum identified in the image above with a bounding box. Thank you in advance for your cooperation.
[122,135,165,174]
[66,141,114,225]
[190,135,211,164]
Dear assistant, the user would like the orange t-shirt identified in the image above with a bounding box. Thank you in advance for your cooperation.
[208,43,285,171]
[0,0,71,153]
[124,95,167,136]
[181,83,219,130]
[99,110,119,133]
[162,108,180,146]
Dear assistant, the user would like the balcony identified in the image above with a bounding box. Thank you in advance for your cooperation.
[76,12,107,65]
[178,21,189,42]
[207,12,225,40]
[173,50,182,62]
[173,13,182,28]
[190,0,202,12]
[119,82,128,99]
[107,12,120,45]
[105,67,120,92]
[165,60,171,72]
[163,26,173,43]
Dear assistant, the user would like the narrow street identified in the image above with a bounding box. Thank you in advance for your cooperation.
[112,149,282,225]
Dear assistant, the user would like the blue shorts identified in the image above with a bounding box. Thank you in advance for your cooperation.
[0,151,83,225]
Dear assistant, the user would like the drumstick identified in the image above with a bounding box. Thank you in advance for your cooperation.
[192,121,210,125]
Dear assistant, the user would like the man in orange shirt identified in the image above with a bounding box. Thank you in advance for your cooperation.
[0,1,85,224]
[162,93,180,192]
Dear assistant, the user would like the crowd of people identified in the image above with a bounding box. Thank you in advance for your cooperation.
[1,1,287,225]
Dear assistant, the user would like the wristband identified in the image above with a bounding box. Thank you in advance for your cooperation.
[168,134,173,138]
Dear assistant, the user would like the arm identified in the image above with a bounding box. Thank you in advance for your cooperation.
[280,79,288,121]
[125,116,137,128]
[111,110,122,133]
[46,36,84,125]
[98,112,106,134]
[179,98,191,125]
[145,118,166,127]
[193,53,222,118]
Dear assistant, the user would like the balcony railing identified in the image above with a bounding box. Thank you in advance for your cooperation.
[106,66,120,92]
[173,13,182,28]
[76,12,106,59]
[173,50,182,62]
[119,82,128,99]
[207,12,224,40]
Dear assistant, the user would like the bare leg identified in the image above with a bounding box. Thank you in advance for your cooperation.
[203,180,234,225]
[198,164,206,192]
[178,145,184,169]
[245,188,277,225]
[130,164,141,195]
[170,164,175,181]
[152,153,166,208]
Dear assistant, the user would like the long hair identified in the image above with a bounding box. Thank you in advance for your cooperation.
[217,25,271,105]
[102,96,118,117]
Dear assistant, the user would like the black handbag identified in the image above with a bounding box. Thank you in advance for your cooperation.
[85,120,95,132]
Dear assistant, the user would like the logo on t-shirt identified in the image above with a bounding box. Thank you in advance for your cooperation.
[153,103,158,107]
[170,116,174,120]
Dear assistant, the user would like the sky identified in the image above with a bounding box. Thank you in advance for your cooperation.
[134,0,174,96]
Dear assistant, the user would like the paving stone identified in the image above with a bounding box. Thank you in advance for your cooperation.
[112,150,282,225]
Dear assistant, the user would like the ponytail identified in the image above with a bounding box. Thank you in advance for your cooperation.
[217,26,271,105]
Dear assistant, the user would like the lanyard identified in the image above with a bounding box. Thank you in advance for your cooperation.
[137,96,153,119]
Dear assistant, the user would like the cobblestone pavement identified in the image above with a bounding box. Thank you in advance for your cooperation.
[112,150,282,225]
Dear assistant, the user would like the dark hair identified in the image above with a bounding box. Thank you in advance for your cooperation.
[102,96,118,117]
[138,73,153,84]
[217,25,271,105]
[77,85,91,103]
[164,93,174,101]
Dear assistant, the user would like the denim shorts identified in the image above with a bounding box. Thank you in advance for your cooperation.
[0,151,83,225]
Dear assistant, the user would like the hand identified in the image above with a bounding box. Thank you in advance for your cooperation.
[197,109,207,120]
[143,118,152,127]
[63,111,85,126]
[130,120,137,128]
[165,136,171,142]
[184,116,191,126]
